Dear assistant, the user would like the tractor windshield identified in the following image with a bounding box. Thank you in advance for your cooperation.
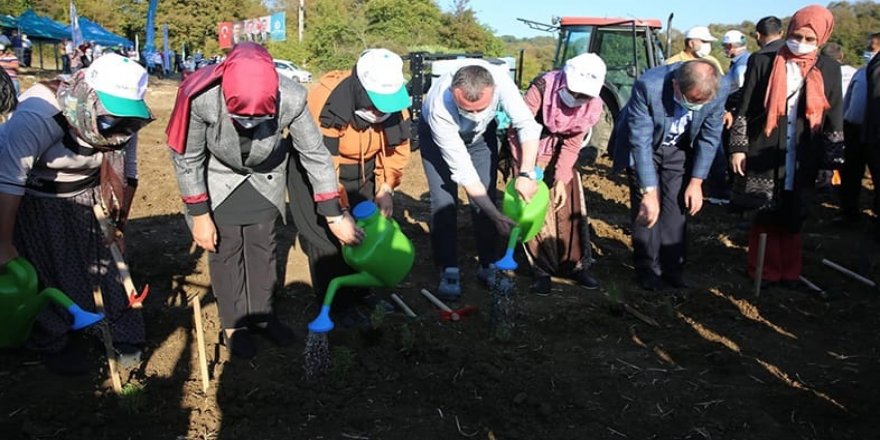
[555,25,593,68]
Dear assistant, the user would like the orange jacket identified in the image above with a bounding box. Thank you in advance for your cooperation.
[307,70,410,191]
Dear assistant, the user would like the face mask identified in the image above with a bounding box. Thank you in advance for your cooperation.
[458,106,493,122]
[696,42,712,58]
[355,108,391,124]
[863,51,877,63]
[786,39,817,56]
[230,114,273,130]
[674,88,705,112]
[558,88,589,108]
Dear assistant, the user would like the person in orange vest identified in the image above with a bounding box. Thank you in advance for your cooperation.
[287,48,411,325]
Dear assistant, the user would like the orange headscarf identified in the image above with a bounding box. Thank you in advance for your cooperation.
[763,4,834,136]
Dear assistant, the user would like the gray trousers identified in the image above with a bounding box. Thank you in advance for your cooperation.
[208,220,277,329]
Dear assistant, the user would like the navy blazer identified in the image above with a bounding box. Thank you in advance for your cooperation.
[611,63,729,188]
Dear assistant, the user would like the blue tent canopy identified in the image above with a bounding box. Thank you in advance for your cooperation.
[0,15,18,30]
[75,17,133,47]
[15,10,69,40]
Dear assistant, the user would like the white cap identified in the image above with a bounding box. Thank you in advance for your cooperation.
[563,53,607,97]
[85,53,151,119]
[722,30,747,45]
[684,26,717,42]
[355,48,411,113]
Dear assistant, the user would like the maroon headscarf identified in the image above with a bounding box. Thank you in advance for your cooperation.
[166,43,279,153]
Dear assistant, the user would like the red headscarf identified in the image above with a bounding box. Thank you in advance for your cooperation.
[763,4,834,136]
[166,43,279,153]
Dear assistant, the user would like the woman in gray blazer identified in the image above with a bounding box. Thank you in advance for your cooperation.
[166,43,361,358]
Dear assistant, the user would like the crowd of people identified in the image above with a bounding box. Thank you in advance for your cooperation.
[0,4,877,372]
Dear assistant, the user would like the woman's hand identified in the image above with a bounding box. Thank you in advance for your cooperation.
[375,185,394,217]
[191,213,218,252]
[730,152,747,176]
[552,180,567,212]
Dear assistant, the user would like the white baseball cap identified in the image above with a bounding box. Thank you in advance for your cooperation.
[685,26,717,42]
[85,53,151,119]
[563,53,607,97]
[356,48,411,113]
[722,30,747,45]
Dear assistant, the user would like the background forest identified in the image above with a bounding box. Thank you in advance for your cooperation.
[2,0,880,83]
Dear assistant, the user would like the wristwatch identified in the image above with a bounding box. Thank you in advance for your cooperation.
[517,170,537,180]
[640,186,657,195]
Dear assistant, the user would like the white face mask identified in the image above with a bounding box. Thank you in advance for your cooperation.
[863,50,877,63]
[696,42,712,58]
[558,88,589,108]
[674,87,705,112]
[457,106,493,122]
[355,108,391,124]
[786,39,818,56]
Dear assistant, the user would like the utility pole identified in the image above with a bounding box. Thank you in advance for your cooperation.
[298,0,304,42]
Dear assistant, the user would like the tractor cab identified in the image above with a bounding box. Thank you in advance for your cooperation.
[521,16,668,152]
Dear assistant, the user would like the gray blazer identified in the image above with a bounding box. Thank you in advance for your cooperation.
[171,76,338,222]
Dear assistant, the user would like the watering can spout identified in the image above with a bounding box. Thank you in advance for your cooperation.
[308,305,334,333]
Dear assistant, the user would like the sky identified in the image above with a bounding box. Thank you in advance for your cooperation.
[445,0,874,38]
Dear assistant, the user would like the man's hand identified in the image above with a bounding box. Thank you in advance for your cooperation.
[192,213,218,252]
[491,212,518,236]
[723,111,734,129]
[327,212,364,246]
[515,176,537,203]
[730,152,746,176]
[552,180,566,212]
[374,185,394,218]
[636,189,660,228]
[684,179,704,216]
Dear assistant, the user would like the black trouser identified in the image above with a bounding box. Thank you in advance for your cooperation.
[628,143,689,278]
[841,122,880,218]
[209,220,277,330]
[287,153,374,306]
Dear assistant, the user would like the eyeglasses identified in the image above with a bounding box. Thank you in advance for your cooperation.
[97,115,151,136]
[789,32,818,44]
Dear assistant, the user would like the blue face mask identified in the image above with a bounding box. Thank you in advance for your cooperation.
[863,51,877,63]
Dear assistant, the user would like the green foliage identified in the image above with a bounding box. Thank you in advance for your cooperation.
[118,382,146,414]
[369,303,386,329]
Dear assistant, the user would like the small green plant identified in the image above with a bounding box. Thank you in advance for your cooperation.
[118,382,146,414]
[398,323,415,353]
[369,303,386,329]
[330,346,356,379]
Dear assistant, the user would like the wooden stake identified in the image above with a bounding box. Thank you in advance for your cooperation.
[390,293,417,318]
[822,259,877,288]
[754,233,768,297]
[92,286,122,394]
[191,295,210,393]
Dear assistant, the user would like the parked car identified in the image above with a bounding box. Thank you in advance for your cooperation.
[273,59,311,83]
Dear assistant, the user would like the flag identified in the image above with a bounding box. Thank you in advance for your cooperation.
[69,1,83,47]
[270,12,286,42]
[218,22,233,49]
[145,0,158,68]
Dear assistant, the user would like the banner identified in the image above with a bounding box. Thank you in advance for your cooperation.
[144,0,158,67]
[218,22,233,49]
[270,12,286,42]
[69,1,83,47]
[219,12,286,47]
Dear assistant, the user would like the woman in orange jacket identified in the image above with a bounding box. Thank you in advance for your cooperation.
[287,48,411,321]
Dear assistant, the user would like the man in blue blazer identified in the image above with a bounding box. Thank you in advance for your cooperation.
[611,60,727,290]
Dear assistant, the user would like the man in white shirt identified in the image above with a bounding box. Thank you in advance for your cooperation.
[420,60,542,299]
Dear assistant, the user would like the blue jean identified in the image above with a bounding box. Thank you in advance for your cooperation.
[419,120,499,270]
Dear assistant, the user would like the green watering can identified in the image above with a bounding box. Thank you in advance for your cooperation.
[0,257,104,348]
[308,201,415,333]
[496,167,550,271]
